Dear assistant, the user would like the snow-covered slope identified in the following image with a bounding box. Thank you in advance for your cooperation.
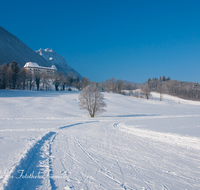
[36,48,82,79]
[0,90,200,189]
[150,91,200,105]
[0,26,49,68]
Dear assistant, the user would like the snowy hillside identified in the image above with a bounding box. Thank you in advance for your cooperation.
[150,91,200,105]
[0,90,200,189]
[36,48,82,79]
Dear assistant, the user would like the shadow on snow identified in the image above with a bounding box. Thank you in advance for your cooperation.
[59,121,99,129]
[0,89,79,98]
[102,114,160,118]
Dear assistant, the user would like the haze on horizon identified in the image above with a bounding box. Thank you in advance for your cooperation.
[1,0,200,83]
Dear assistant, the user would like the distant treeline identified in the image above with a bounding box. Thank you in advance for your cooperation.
[0,61,89,91]
[97,77,137,95]
[145,76,200,101]
[1,61,199,101]
[96,76,200,101]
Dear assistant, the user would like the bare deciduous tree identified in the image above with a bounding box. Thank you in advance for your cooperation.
[26,70,33,90]
[158,82,163,101]
[125,82,134,96]
[105,77,116,93]
[17,68,27,90]
[141,83,151,99]
[78,84,107,118]
[53,73,61,91]
[34,72,41,91]
[116,79,124,94]
[41,73,51,90]
[59,73,66,91]
[81,77,90,89]
[0,63,9,89]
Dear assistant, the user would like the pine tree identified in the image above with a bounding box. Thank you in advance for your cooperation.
[10,61,20,89]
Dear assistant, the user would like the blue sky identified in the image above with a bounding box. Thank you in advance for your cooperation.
[1,0,200,83]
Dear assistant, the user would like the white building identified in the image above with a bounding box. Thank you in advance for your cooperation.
[24,62,57,75]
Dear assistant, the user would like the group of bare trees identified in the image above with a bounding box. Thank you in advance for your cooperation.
[97,77,137,95]
[78,77,142,118]
[78,77,131,118]
[78,76,141,117]
[144,76,200,101]
[97,76,200,101]
[0,61,87,91]
[0,61,21,90]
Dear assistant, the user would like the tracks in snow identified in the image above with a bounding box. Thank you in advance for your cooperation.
[113,122,200,190]
[4,131,57,190]
[3,121,96,190]
[3,117,200,189]
[75,139,131,190]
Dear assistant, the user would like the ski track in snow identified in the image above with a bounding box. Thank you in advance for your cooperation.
[114,122,200,189]
[3,131,57,190]
[1,114,200,189]
[2,121,99,190]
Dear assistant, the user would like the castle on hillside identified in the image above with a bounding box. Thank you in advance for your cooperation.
[23,62,57,75]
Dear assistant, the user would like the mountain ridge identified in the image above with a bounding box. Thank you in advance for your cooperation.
[36,48,82,79]
[0,26,82,78]
[0,26,49,68]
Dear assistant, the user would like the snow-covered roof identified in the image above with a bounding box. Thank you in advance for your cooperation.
[51,65,57,70]
[24,62,39,68]
[24,62,57,70]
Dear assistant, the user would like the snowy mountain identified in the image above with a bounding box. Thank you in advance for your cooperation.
[36,48,82,79]
[0,26,82,79]
[0,26,49,68]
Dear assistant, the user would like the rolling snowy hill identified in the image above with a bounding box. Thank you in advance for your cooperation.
[0,90,200,189]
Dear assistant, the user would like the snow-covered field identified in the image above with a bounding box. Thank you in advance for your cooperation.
[0,90,200,190]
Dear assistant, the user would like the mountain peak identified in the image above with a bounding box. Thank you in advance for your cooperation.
[0,26,82,79]
[36,48,82,79]
[44,48,54,52]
